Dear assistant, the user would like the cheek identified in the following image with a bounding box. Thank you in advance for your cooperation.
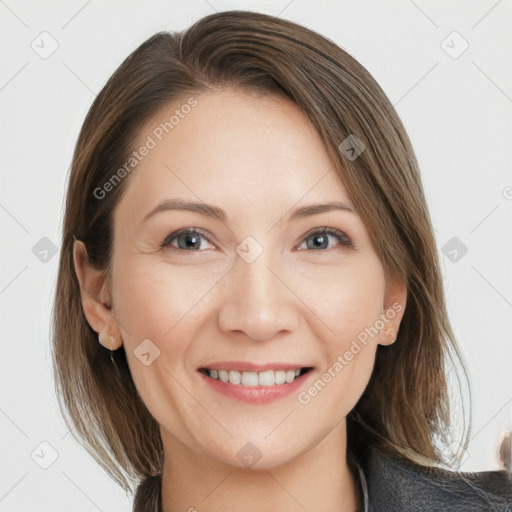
[109,256,191,381]
[111,255,222,344]
[294,257,385,406]
[295,256,386,346]
[110,257,217,435]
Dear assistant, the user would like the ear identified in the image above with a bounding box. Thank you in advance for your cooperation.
[73,240,123,350]
[377,277,407,347]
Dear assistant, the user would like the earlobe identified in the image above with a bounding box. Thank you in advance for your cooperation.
[98,330,123,350]
[73,240,122,346]
[378,277,407,347]
[380,328,397,346]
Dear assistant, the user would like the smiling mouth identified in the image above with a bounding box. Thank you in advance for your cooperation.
[199,367,313,386]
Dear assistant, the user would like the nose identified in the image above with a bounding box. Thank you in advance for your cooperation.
[217,250,299,342]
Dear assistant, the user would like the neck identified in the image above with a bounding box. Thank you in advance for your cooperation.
[160,422,359,512]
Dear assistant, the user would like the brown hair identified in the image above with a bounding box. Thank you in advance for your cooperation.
[52,9,470,495]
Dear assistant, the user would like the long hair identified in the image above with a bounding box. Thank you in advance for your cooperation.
[52,10,470,494]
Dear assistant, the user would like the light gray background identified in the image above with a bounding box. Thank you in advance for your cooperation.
[1,0,511,510]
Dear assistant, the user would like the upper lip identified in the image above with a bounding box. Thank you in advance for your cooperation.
[199,361,313,372]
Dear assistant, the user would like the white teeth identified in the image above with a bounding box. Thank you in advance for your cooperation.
[228,370,241,384]
[258,370,274,386]
[241,371,258,386]
[285,370,295,383]
[205,367,306,386]
[274,370,286,385]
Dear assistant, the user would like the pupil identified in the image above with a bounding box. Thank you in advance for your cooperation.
[308,234,327,250]
[181,233,200,250]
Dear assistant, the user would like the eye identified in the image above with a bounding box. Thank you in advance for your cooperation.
[160,228,215,251]
[160,227,353,253]
[297,227,353,251]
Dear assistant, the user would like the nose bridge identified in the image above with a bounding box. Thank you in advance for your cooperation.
[217,241,298,341]
[239,248,278,305]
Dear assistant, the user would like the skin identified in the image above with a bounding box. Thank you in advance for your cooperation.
[75,89,406,512]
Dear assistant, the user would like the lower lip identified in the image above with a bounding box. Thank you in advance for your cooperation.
[199,370,313,404]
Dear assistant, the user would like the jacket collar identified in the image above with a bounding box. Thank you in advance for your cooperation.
[359,446,511,510]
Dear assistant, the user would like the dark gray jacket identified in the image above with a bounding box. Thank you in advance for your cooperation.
[134,447,512,511]
[357,447,512,511]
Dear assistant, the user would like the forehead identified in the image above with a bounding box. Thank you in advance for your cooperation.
[118,89,350,219]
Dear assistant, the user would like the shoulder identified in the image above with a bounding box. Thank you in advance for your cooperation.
[363,447,512,511]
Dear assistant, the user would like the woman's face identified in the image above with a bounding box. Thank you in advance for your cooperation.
[109,89,405,468]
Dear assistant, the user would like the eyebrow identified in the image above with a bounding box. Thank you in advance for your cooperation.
[143,199,356,223]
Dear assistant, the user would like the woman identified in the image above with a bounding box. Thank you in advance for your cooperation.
[52,10,511,511]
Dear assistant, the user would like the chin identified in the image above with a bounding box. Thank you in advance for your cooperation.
[197,432,311,471]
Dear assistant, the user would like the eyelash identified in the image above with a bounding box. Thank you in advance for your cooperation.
[160,227,354,252]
